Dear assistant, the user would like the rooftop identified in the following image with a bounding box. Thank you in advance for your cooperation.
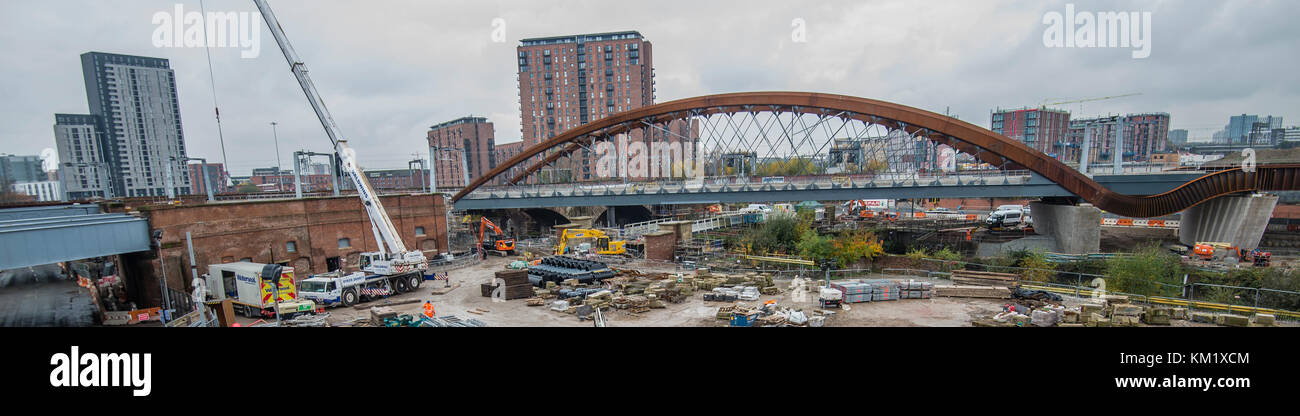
[520,31,644,46]
[430,116,489,130]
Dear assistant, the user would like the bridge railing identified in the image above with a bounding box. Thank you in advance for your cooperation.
[461,169,1037,200]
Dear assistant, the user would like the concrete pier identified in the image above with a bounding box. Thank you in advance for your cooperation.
[1178,194,1278,250]
[1029,202,1101,254]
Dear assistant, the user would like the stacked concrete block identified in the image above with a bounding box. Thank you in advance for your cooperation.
[1214,313,1251,327]
[1251,313,1276,327]
[1143,307,1172,325]
[1191,312,1216,323]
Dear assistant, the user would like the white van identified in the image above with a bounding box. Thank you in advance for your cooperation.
[985,209,1024,228]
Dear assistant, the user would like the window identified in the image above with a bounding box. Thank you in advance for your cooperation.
[338,238,351,249]
[286,241,296,253]
[416,226,426,236]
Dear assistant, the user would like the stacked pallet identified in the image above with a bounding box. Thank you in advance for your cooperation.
[898,280,934,299]
[830,281,874,303]
[934,285,1012,299]
[481,269,534,300]
[950,270,1019,287]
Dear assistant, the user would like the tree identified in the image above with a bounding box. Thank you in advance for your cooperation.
[830,230,884,268]
[797,229,834,263]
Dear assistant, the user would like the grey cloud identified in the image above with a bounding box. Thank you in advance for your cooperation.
[1,0,1296,175]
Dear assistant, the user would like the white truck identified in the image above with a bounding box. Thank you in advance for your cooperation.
[297,269,425,308]
[205,262,317,318]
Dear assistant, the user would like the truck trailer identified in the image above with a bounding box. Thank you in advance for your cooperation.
[205,262,317,318]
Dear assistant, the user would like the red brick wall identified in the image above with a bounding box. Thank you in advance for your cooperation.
[1273,204,1300,219]
[118,194,447,307]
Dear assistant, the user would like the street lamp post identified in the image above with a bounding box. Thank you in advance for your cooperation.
[271,122,283,192]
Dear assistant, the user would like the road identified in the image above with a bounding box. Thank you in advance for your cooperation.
[0,264,98,327]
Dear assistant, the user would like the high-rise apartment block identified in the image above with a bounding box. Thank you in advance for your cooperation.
[187,162,229,195]
[990,108,1073,162]
[1067,113,1170,165]
[427,116,495,188]
[518,31,663,182]
[54,52,190,200]
[0,154,46,185]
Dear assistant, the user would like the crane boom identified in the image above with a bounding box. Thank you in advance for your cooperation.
[253,0,410,256]
[1040,93,1142,107]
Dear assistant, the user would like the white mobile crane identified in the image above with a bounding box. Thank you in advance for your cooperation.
[253,0,428,306]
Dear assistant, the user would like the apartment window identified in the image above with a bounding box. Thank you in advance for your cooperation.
[338,238,351,249]
[286,241,297,253]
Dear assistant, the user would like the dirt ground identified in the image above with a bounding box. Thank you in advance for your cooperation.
[232,258,1011,327]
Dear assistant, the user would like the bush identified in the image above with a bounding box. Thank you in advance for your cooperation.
[932,246,965,272]
[1016,251,1055,283]
[1105,243,1183,297]
[905,247,928,269]
[745,215,804,255]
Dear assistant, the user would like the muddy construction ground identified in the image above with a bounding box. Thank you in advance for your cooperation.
[232,257,1012,327]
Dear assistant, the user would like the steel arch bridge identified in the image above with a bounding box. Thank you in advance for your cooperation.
[454,92,1299,218]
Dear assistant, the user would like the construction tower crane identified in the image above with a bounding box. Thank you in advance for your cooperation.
[253,0,427,275]
[1040,93,1142,114]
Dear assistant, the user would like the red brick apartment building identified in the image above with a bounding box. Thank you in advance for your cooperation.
[427,116,494,187]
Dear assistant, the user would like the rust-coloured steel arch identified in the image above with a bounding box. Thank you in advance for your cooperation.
[454,92,1299,217]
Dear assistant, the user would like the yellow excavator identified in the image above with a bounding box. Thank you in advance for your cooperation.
[555,229,627,256]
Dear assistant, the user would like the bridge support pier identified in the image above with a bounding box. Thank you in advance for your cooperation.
[1029,202,1101,254]
[1178,194,1277,250]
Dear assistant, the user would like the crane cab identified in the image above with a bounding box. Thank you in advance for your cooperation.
[359,251,427,275]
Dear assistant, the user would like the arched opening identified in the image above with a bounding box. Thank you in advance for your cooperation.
[594,205,653,227]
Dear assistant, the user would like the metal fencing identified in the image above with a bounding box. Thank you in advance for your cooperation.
[692,253,1300,320]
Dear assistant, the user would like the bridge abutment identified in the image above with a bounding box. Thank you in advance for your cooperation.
[1029,202,1101,254]
[1178,194,1278,250]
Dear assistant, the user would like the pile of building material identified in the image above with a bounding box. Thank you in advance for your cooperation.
[1214,313,1251,327]
[934,285,1012,299]
[370,306,398,326]
[950,269,1019,287]
[1110,303,1144,327]
[1143,307,1173,325]
[898,280,934,299]
[480,269,534,300]
[1252,313,1275,327]
[830,280,873,303]
[527,256,616,287]
[420,315,487,327]
[612,294,650,313]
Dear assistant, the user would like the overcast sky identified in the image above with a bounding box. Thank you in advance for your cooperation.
[1,0,1296,175]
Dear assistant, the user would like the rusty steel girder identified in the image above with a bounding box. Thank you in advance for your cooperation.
[453,92,1300,217]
